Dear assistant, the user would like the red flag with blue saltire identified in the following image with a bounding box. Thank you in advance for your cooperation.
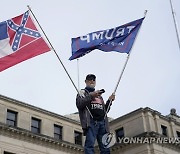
[0,11,50,72]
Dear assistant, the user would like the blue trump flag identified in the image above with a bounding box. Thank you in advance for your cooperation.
[69,17,144,60]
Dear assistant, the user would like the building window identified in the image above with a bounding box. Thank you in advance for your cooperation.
[115,127,124,142]
[54,124,63,140]
[161,125,167,136]
[177,131,180,137]
[31,117,41,134]
[4,152,15,154]
[6,110,17,127]
[74,131,82,145]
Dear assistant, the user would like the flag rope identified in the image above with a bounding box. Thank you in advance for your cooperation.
[27,5,79,93]
[169,0,180,51]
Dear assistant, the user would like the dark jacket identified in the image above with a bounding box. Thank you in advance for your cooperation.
[76,89,111,135]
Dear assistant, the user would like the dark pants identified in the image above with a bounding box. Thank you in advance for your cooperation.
[84,119,110,154]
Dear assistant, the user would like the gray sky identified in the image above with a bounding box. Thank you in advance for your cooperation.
[0,0,180,119]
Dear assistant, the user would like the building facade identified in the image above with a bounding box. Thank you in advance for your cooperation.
[0,94,84,154]
[109,108,180,154]
[0,94,180,154]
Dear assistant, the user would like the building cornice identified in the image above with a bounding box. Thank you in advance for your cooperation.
[110,107,180,126]
[0,122,83,153]
[0,94,80,125]
[143,107,180,126]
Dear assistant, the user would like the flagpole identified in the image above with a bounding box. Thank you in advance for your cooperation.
[104,10,147,119]
[169,0,180,51]
[27,5,79,93]
[77,59,80,90]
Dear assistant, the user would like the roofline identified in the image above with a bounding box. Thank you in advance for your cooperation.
[0,94,80,125]
[110,107,180,126]
[1,94,179,126]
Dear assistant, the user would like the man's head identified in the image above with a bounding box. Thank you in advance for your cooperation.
[85,74,96,88]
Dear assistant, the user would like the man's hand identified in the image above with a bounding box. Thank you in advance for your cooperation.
[108,93,115,102]
[90,90,102,98]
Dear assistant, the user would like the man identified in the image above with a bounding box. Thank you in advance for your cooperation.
[76,74,115,154]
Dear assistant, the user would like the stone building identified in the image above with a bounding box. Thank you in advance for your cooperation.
[109,108,180,154]
[0,94,180,154]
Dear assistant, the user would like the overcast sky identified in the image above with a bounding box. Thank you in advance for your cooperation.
[0,0,180,119]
